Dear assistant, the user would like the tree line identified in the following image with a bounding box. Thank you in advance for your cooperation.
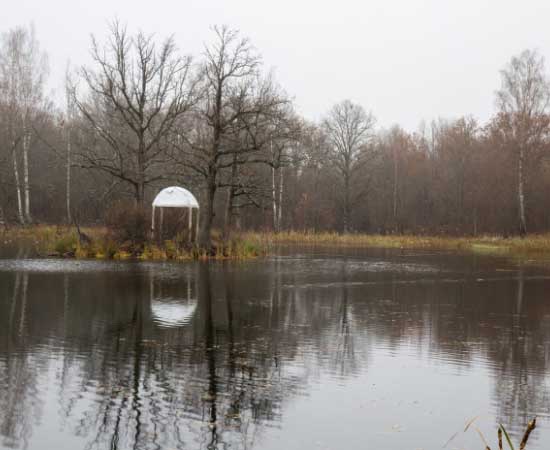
[1,21,550,248]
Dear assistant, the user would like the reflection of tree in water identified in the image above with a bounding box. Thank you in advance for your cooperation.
[488,267,550,434]
[0,270,45,449]
[1,256,550,448]
[46,262,347,450]
[329,258,357,377]
[344,264,550,436]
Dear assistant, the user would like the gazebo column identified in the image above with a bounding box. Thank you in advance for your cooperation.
[151,206,156,237]
[195,208,199,244]
[159,207,164,239]
[188,206,192,242]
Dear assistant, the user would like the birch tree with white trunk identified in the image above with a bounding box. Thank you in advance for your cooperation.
[64,66,76,224]
[0,25,48,225]
[267,112,301,232]
[496,49,550,237]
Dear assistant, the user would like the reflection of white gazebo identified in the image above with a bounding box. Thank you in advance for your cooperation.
[151,186,199,241]
[151,300,197,327]
[150,271,197,328]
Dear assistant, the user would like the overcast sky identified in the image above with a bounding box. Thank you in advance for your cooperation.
[2,0,550,130]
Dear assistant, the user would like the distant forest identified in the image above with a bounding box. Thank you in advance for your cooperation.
[1,21,550,245]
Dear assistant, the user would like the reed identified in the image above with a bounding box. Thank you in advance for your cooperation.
[446,417,536,449]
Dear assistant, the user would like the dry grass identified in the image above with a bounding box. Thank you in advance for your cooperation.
[5,225,550,262]
[0,225,266,261]
[242,230,550,260]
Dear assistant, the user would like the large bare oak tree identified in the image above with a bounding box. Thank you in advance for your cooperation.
[179,26,288,249]
[323,100,375,233]
[73,21,197,206]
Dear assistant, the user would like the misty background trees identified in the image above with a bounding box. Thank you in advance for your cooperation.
[1,22,550,240]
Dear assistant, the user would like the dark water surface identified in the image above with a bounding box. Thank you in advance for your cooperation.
[1,247,550,450]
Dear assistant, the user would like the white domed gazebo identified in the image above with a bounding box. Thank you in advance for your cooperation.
[151,186,199,242]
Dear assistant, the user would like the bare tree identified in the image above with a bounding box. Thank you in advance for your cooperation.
[378,125,411,232]
[266,111,301,232]
[0,24,48,224]
[179,26,288,249]
[323,100,376,233]
[496,49,550,236]
[73,21,197,207]
[64,65,76,224]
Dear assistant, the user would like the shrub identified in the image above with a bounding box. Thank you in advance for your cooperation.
[105,201,149,245]
[53,233,78,255]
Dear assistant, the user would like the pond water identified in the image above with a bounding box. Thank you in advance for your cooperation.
[1,247,550,450]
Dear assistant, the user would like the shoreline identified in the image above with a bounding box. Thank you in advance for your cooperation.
[245,231,550,262]
[0,225,265,261]
[3,225,550,263]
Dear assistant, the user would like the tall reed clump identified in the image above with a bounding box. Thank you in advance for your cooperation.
[454,417,537,450]
[489,418,536,450]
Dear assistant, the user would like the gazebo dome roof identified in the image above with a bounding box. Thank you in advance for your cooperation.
[152,186,199,208]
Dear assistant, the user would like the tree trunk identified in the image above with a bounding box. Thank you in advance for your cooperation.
[66,125,72,224]
[12,144,25,225]
[199,170,217,250]
[223,156,238,239]
[223,187,234,240]
[271,164,277,232]
[23,131,32,224]
[518,146,527,237]
[277,166,283,231]
[135,142,146,207]
[234,208,241,231]
[343,171,350,234]
[134,180,146,208]
[457,168,465,231]
[392,149,398,232]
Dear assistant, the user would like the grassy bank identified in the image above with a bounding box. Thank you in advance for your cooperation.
[1,225,266,260]
[244,230,550,260]
[4,226,550,262]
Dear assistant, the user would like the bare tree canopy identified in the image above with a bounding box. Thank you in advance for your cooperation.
[323,100,376,232]
[495,49,550,236]
[177,25,290,249]
[73,21,197,205]
[0,24,48,225]
[4,21,550,242]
